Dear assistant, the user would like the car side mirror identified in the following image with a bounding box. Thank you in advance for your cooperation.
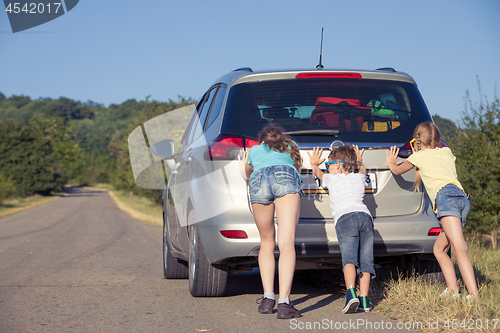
[152,139,176,170]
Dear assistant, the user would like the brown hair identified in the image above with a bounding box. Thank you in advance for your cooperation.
[257,125,303,169]
[328,145,358,173]
[412,122,442,191]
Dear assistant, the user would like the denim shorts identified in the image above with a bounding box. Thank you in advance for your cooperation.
[248,165,301,204]
[335,212,375,278]
[435,184,471,228]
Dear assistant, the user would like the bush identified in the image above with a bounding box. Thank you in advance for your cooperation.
[0,173,16,202]
[0,123,63,196]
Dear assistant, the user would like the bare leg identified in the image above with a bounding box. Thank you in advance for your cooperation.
[358,272,371,296]
[343,264,356,290]
[433,231,458,294]
[440,216,479,298]
[274,193,300,301]
[252,202,276,294]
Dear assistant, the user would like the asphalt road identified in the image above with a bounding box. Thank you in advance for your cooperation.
[0,187,414,333]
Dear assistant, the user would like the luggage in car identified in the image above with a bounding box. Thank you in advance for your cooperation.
[309,97,369,131]
[362,99,401,132]
[362,119,401,132]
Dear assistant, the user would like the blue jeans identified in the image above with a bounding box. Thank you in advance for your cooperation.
[249,165,301,204]
[335,212,375,278]
[435,184,470,228]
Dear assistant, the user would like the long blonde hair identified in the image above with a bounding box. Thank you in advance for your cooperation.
[257,125,303,170]
[412,122,442,191]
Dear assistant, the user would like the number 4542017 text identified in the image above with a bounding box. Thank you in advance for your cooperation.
[5,2,62,14]
[443,319,498,330]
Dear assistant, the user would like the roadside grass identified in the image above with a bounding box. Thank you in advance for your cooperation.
[0,192,64,219]
[88,184,163,227]
[376,238,500,332]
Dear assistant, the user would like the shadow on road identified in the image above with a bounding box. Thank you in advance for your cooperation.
[225,268,344,314]
[62,187,108,197]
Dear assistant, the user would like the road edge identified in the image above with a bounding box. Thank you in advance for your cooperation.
[0,195,61,220]
[106,190,162,227]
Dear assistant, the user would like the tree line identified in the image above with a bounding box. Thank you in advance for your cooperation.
[0,86,498,247]
[0,92,194,204]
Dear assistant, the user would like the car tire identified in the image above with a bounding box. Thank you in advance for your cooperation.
[417,259,444,283]
[188,210,227,297]
[163,216,188,279]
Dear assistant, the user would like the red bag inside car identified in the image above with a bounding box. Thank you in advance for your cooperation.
[309,97,369,131]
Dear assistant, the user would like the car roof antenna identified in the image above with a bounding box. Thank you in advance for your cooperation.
[316,28,324,70]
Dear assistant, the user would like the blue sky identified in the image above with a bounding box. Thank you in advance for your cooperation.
[1,0,499,123]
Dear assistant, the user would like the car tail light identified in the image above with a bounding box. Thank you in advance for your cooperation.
[398,141,413,158]
[398,139,448,158]
[428,227,442,236]
[220,230,248,239]
[245,138,259,149]
[296,72,362,79]
[204,134,259,160]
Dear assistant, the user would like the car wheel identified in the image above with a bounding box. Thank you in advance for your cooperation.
[417,259,444,283]
[188,210,227,297]
[163,215,188,279]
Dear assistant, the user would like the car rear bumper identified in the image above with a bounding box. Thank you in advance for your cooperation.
[197,207,441,264]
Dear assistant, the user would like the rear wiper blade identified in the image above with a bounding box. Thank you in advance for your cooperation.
[284,129,340,136]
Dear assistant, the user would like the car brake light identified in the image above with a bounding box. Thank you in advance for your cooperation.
[428,227,442,236]
[220,230,248,239]
[398,141,413,158]
[204,135,259,160]
[245,138,259,149]
[296,73,362,79]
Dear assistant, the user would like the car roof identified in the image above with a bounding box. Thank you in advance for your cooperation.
[212,67,417,89]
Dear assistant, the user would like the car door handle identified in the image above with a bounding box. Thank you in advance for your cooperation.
[181,148,192,165]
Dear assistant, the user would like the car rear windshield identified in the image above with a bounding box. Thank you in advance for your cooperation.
[221,78,432,144]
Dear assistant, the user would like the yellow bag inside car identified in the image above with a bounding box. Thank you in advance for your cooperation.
[362,120,400,132]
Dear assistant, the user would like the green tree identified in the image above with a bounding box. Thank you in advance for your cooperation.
[433,114,458,143]
[46,97,95,123]
[0,123,63,197]
[110,96,195,204]
[452,82,500,248]
[0,172,16,203]
[29,116,85,182]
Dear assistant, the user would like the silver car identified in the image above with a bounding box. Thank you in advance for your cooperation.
[149,67,443,297]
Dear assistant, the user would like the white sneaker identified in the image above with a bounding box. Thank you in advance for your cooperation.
[440,288,460,298]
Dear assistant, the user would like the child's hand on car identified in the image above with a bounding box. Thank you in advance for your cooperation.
[385,146,400,167]
[352,145,364,162]
[238,151,250,180]
[307,147,325,167]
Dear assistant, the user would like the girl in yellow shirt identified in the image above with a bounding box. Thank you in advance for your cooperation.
[386,122,478,299]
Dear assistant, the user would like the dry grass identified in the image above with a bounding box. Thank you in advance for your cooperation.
[88,185,162,227]
[376,239,500,332]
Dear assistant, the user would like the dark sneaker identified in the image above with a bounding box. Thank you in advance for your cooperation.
[342,288,359,314]
[358,296,373,312]
[257,297,275,314]
[277,302,301,319]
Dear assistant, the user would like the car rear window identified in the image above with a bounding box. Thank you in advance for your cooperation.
[221,78,432,144]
